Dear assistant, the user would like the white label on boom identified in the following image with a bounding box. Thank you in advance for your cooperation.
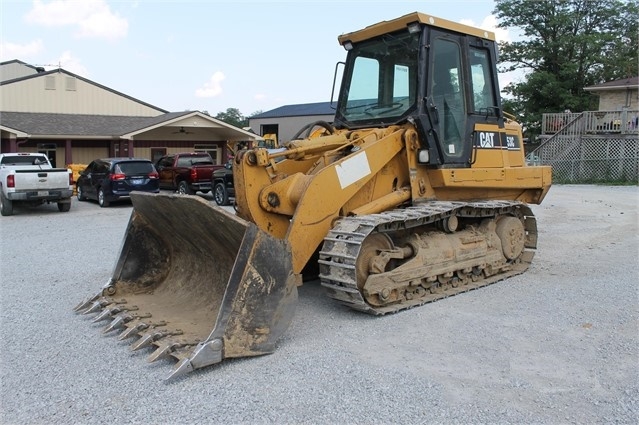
[336,151,371,189]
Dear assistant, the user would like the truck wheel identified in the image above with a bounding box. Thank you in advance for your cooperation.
[0,191,13,216]
[77,185,87,201]
[177,181,193,195]
[57,201,71,212]
[214,183,229,206]
[98,188,110,207]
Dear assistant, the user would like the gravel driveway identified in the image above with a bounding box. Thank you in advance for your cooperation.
[1,185,637,424]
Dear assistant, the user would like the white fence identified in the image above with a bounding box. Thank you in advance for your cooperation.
[542,110,639,136]
[530,110,638,183]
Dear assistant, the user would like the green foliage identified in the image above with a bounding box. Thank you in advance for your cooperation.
[494,0,639,140]
[214,108,248,128]
[214,109,265,128]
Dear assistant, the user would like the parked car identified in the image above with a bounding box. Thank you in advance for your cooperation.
[76,158,159,207]
[213,161,234,206]
[0,153,73,216]
[155,152,224,195]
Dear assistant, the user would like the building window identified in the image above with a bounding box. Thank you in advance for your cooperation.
[66,76,77,91]
[194,144,222,164]
[45,76,56,90]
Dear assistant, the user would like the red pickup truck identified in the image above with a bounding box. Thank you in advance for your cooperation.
[155,152,223,195]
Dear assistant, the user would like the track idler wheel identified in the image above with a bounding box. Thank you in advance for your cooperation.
[495,216,525,260]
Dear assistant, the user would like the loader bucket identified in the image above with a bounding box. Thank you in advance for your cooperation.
[74,192,297,379]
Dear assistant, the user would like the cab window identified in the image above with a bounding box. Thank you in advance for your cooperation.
[469,47,497,114]
[430,37,466,159]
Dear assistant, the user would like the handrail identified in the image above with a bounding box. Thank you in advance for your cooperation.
[527,113,584,160]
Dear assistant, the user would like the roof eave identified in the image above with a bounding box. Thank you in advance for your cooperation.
[585,84,639,92]
[0,124,29,138]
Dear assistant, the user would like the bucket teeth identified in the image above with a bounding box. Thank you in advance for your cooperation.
[131,333,157,351]
[131,328,183,352]
[147,343,184,363]
[104,312,152,334]
[73,290,102,312]
[118,322,149,340]
[93,307,119,323]
[103,315,129,333]
[166,358,194,380]
[73,297,93,313]
[82,300,106,315]
[147,343,173,362]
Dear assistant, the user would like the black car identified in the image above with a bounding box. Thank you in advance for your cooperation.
[76,158,159,207]
[213,161,234,206]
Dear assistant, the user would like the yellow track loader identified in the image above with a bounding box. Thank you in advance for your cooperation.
[75,12,551,379]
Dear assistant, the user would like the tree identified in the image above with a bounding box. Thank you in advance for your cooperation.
[215,108,247,128]
[494,0,639,139]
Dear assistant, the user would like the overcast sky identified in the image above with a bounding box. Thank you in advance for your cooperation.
[0,0,518,116]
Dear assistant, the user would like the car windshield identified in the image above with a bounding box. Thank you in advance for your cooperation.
[115,162,153,175]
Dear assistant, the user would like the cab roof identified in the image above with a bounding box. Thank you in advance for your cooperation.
[337,12,496,45]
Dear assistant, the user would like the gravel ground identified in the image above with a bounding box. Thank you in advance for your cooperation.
[0,185,637,425]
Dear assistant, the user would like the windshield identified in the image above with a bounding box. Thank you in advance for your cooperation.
[337,31,420,126]
[115,161,154,175]
[1,155,48,165]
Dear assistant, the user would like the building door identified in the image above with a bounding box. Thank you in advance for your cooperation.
[38,143,57,167]
[261,124,279,143]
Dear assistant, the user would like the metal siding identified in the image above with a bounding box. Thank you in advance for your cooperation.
[133,147,152,160]
[0,62,38,81]
[55,146,65,167]
[73,147,110,164]
[250,114,334,142]
[1,74,161,116]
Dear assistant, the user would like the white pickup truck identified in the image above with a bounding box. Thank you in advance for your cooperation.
[0,153,73,216]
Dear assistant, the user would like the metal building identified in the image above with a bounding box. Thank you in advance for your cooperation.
[0,59,261,167]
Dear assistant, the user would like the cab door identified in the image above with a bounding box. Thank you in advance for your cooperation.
[465,39,508,169]
[427,30,470,166]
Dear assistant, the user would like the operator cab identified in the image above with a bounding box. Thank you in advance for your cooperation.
[333,12,503,167]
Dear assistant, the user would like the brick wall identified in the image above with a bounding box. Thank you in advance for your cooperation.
[597,88,638,110]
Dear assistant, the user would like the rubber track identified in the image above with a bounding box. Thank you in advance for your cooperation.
[318,201,537,315]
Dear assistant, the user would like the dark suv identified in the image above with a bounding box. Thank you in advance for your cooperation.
[213,161,234,206]
[76,158,159,207]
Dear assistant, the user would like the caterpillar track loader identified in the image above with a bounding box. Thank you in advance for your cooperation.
[75,12,551,379]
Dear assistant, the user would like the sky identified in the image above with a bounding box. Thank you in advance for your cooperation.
[0,0,520,117]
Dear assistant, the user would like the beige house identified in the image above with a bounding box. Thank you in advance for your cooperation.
[0,59,261,167]
[534,76,638,184]
[584,76,638,111]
